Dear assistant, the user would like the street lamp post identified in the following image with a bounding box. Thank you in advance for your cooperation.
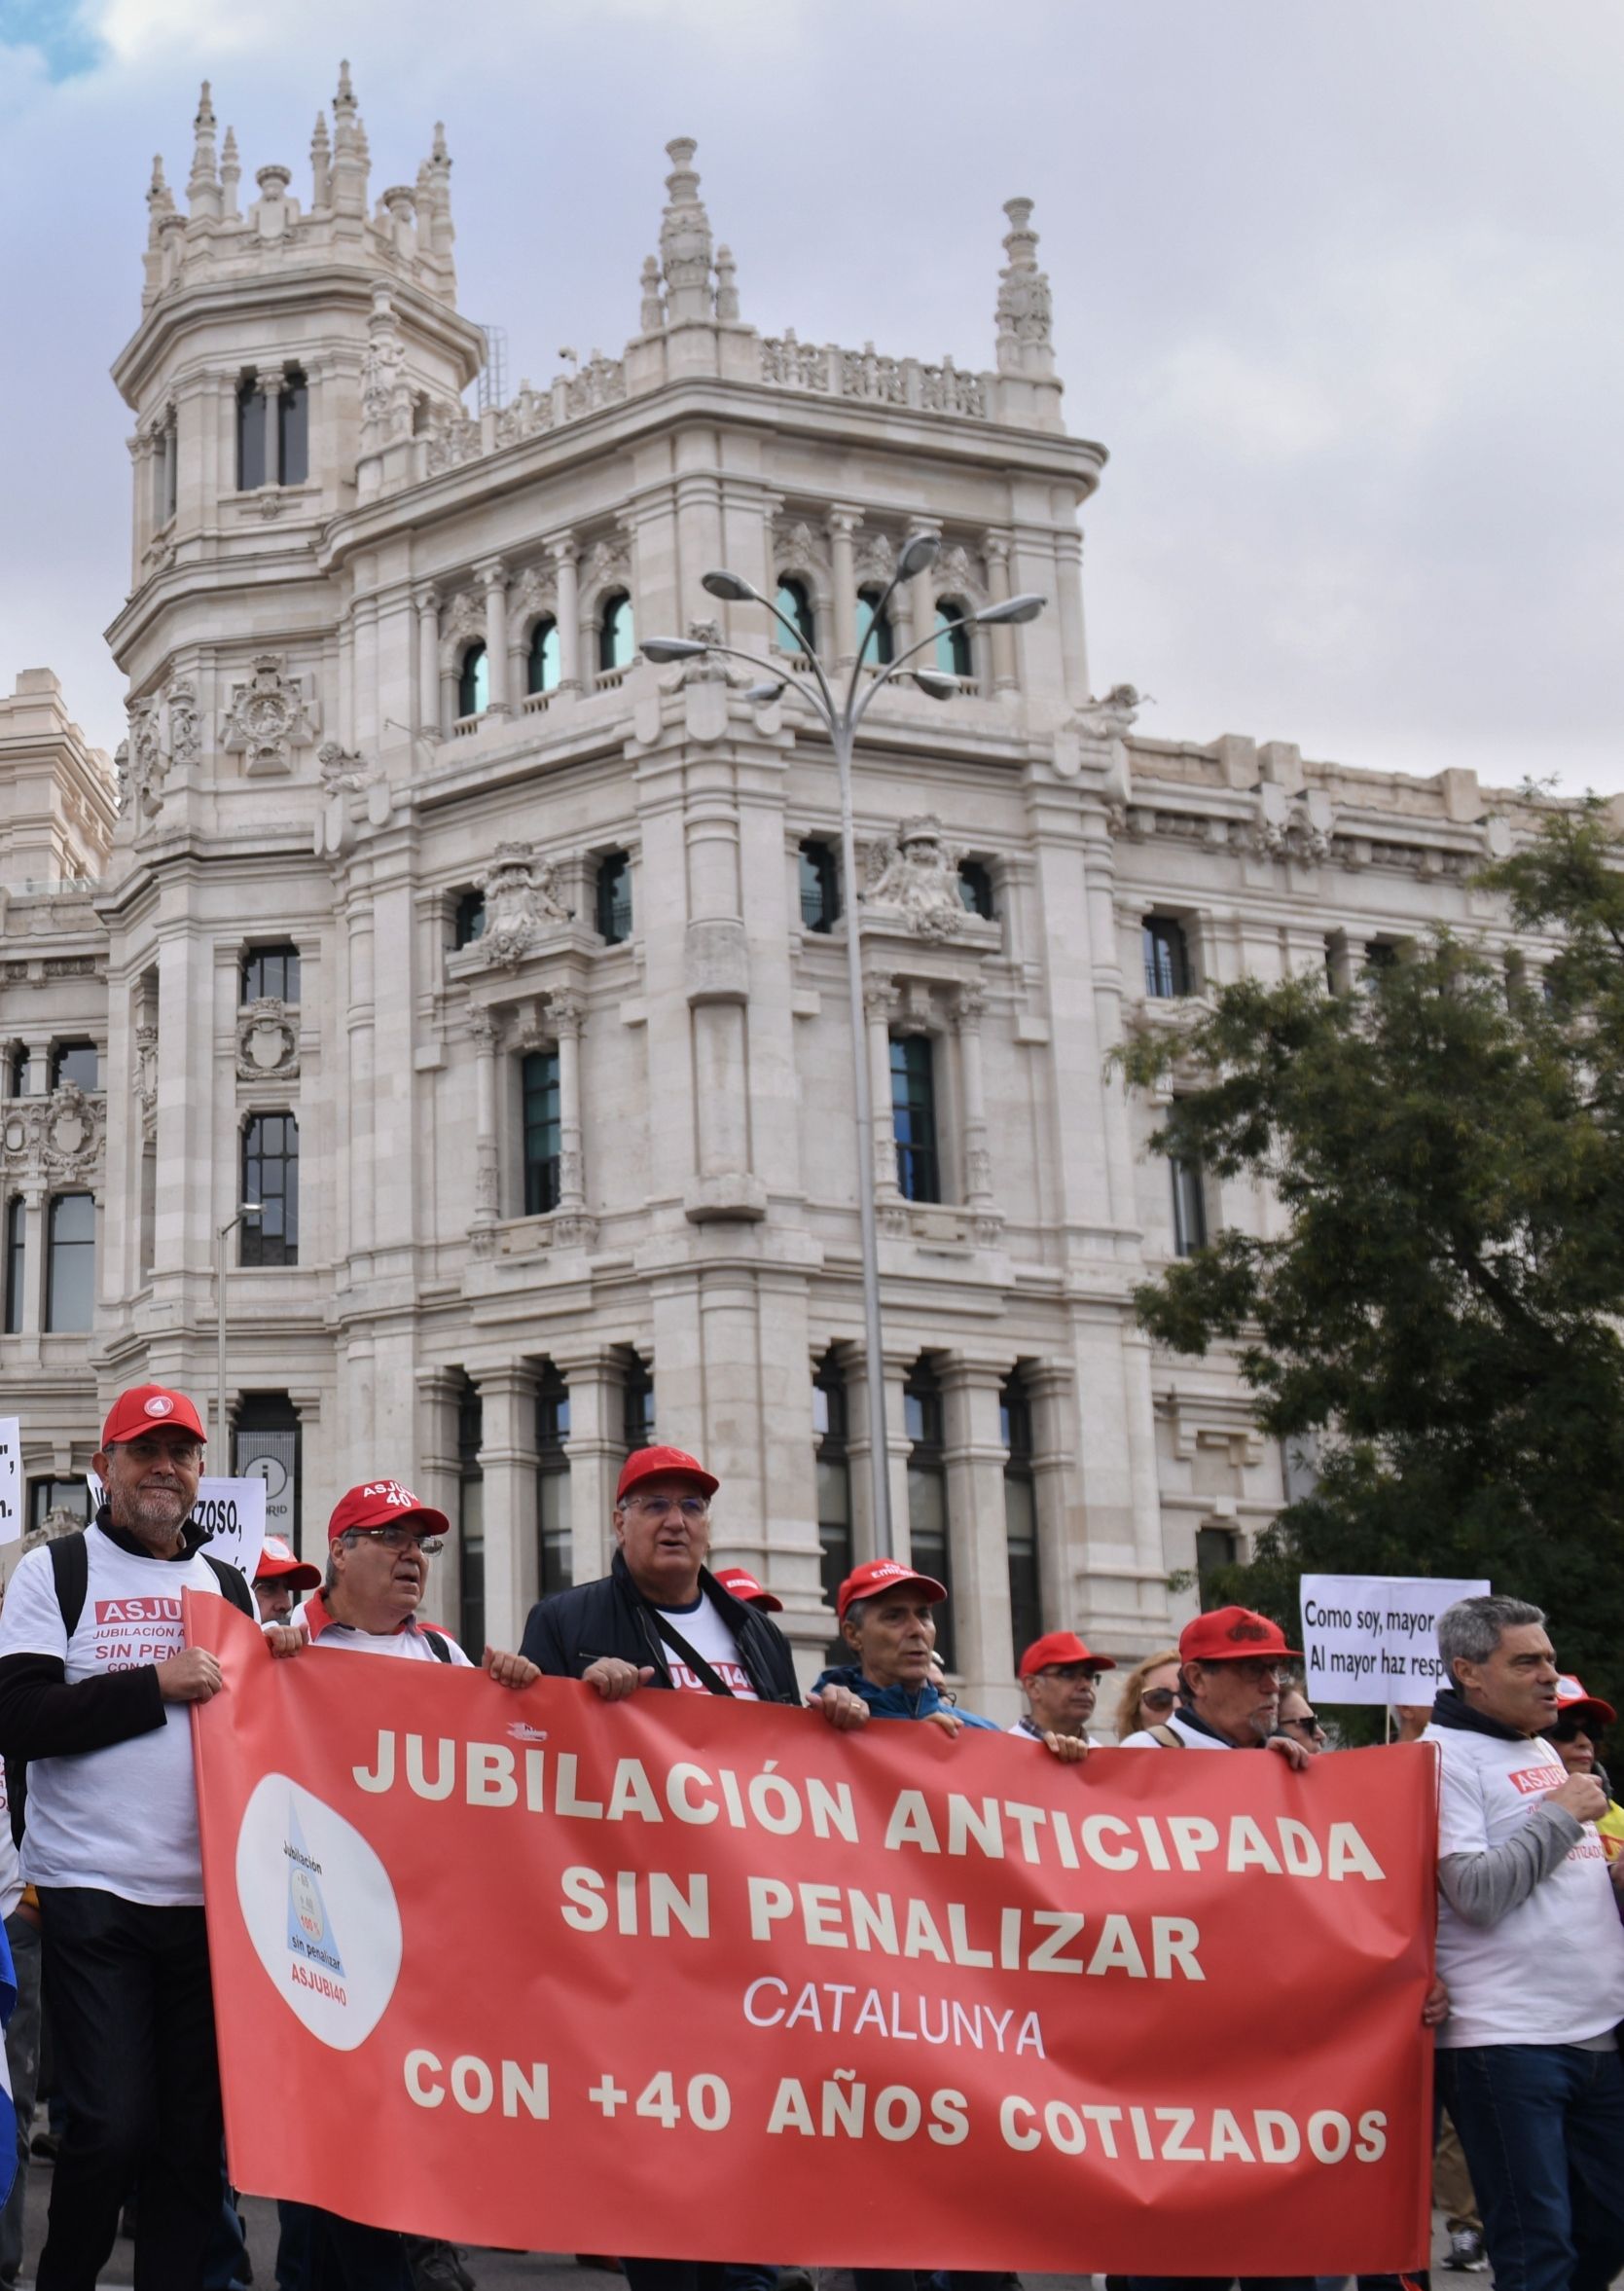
[215,1204,262,1466]
[644,546,1045,1553]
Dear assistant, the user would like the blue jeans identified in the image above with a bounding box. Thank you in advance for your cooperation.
[1437,2043,1624,2291]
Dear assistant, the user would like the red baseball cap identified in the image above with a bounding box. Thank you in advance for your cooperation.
[836,1557,948,1620]
[327,1480,451,1543]
[1018,1629,1117,1680]
[616,1446,719,1502]
[1179,1605,1302,1665]
[713,1566,782,1613]
[1556,1674,1617,1727]
[254,1535,321,1591]
[100,1385,207,1448]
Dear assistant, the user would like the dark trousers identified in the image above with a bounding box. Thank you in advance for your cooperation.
[1129,2278,1315,2291]
[0,1911,42,2284]
[1438,2043,1624,2291]
[623,2267,776,2291]
[35,1886,224,2291]
[275,2200,415,2291]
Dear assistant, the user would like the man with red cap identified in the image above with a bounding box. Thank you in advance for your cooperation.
[1011,1629,1115,1745]
[251,1532,321,1624]
[0,1383,298,2291]
[521,1445,865,1726]
[711,1565,781,1613]
[1121,1605,1312,1758]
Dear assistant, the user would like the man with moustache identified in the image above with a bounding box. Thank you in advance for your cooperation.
[1010,1629,1115,1745]
[1121,1605,1312,1756]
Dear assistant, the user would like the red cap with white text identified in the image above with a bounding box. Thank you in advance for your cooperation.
[713,1566,782,1613]
[327,1480,451,1544]
[100,1385,207,1448]
[1178,1605,1302,1665]
[836,1557,948,1620]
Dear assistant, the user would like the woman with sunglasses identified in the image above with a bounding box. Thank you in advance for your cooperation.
[1278,1684,1327,1753]
[1113,1648,1180,1741]
[1548,1675,1624,1864]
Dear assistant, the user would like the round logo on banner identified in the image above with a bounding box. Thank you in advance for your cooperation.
[235,1774,403,2051]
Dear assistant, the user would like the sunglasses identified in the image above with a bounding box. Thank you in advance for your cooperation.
[1282,1712,1324,1733]
[1554,1722,1603,1744]
[1139,1688,1177,1713]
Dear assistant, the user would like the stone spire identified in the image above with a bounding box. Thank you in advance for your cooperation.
[424,123,454,261]
[330,59,370,221]
[994,197,1054,377]
[714,243,739,323]
[659,136,714,323]
[143,155,175,297]
[639,255,665,334]
[310,111,332,209]
[187,81,221,221]
[220,126,240,218]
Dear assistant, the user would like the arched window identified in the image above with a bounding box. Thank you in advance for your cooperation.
[798,840,840,934]
[598,593,634,674]
[236,375,266,491]
[934,600,973,679]
[527,617,560,696]
[776,579,815,658]
[855,587,893,667]
[241,1113,299,1266]
[457,641,489,720]
[278,369,308,487]
[595,852,632,945]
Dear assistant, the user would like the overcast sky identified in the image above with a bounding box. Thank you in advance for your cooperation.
[2,0,1620,795]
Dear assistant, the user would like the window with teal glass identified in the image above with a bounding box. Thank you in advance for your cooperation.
[776,579,815,657]
[856,587,893,667]
[598,593,634,673]
[527,617,559,695]
[457,641,488,719]
[522,1049,561,1216]
[934,601,972,678]
[890,1036,939,1204]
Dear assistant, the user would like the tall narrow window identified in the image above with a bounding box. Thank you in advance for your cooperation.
[799,840,840,933]
[236,374,266,491]
[523,1049,561,1216]
[1171,1131,1208,1258]
[934,601,972,678]
[595,852,632,945]
[1197,1525,1239,1610]
[241,944,301,1003]
[4,1197,24,1335]
[622,1351,655,1454]
[242,1113,299,1265]
[598,593,634,673]
[1002,1372,1041,1657]
[527,617,560,696]
[278,369,308,486]
[46,1193,94,1332]
[905,1361,954,1670]
[776,579,815,658]
[50,1041,99,1092]
[7,1050,31,1099]
[457,1381,485,1659]
[813,1353,852,1665]
[856,587,893,667]
[536,1364,572,1599]
[890,1036,939,1204]
[154,412,177,525]
[457,641,488,720]
[1142,916,1191,1000]
[957,860,995,921]
[452,891,486,948]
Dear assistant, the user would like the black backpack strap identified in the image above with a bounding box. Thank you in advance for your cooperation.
[49,1533,90,1641]
[419,1628,454,1665]
[202,1555,255,1618]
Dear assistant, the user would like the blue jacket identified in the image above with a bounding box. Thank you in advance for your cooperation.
[811,1661,1000,1729]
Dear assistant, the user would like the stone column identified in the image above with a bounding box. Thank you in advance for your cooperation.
[414,588,440,740]
[552,532,580,692]
[470,1362,539,1653]
[414,1367,464,1629]
[1025,1359,1076,1634]
[1053,529,1089,707]
[939,1356,1018,1712]
[847,1352,912,1566]
[983,530,1019,696]
[18,1186,44,1337]
[954,984,993,1213]
[129,434,155,576]
[260,371,282,489]
[469,1008,500,1245]
[160,422,177,527]
[828,508,860,671]
[911,525,942,675]
[550,992,587,1217]
[478,559,510,716]
[553,1347,625,1583]
[863,977,900,1198]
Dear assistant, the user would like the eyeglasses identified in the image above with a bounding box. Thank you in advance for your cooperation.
[622,1494,709,1521]
[116,1439,203,1468]
[1282,1712,1325,1734]
[1139,1687,1177,1713]
[347,1528,444,1556]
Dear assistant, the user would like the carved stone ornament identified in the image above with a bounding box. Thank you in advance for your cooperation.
[135,1022,159,1141]
[853,532,896,587]
[316,741,379,795]
[236,998,300,1080]
[127,696,167,818]
[932,543,986,610]
[221,654,319,776]
[1076,683,1143,744]
[470,841,568,969]
[583,537,631,603]
[360,285,414,451]
[167,678,201,767]
[772,520,829,593]
[437,590,485,673]
[863,815,966,941]
[509,564,559,636]
[2,1083,108,1184]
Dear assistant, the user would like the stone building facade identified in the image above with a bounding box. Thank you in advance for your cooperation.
[0,71,1558,1717]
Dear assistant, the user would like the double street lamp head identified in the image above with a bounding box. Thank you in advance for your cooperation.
[641,636,710,663]
[975,592,1047,626]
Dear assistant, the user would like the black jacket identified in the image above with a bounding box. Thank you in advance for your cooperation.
[521,1550,800,1704]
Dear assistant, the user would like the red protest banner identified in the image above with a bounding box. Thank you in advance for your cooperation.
[188,1595,1436,2274]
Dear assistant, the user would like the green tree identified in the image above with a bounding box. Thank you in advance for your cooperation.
[1121,797,1624,1719]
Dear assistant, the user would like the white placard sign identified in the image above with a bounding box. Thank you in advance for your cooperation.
[0,1418,19,1546]
[193,1476,267,1585]
[1301,1573,1491,1704]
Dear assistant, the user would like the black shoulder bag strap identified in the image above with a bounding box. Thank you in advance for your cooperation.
[419,1630,454,1665]
[202,1554,255,1618]
[648,1608,736,1698]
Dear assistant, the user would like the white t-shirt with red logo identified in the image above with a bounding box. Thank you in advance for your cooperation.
[1426,1721,1624,2047]
[0,1525,235,1907]
[656,1595,758,1699]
